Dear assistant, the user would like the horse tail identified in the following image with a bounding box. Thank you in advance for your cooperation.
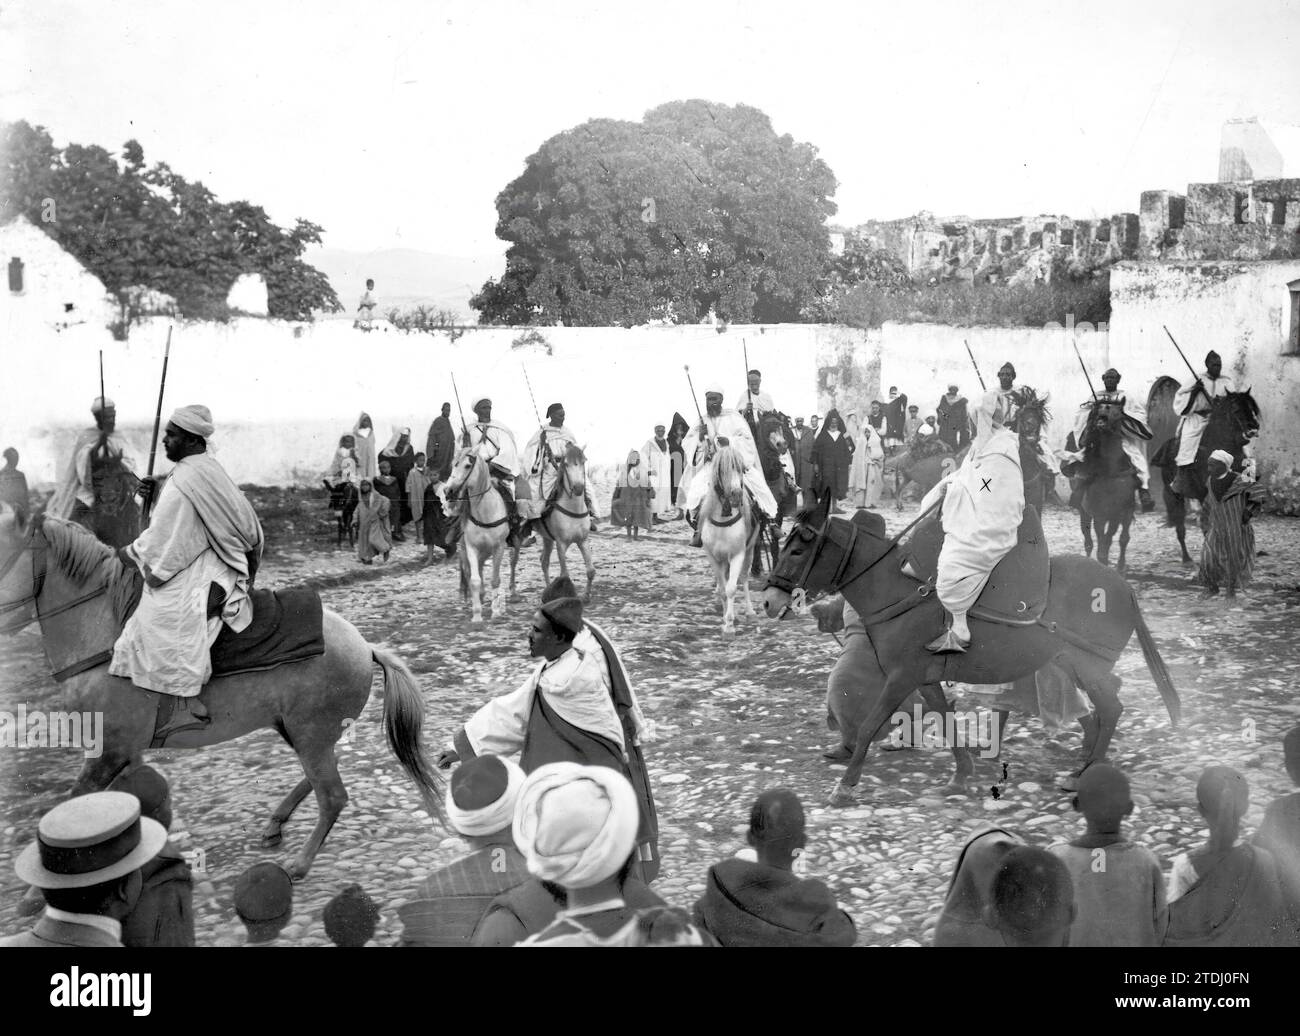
[458,541,468,600]
[1130,590,1181,727]
[371,645,445,822]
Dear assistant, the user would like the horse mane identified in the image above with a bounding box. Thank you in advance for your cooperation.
[39,516,142,626]
[1221,388,1260,421]
[1012,386,1051,427]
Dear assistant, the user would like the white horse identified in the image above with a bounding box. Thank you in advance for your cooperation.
[537,441,596,601]
[444,447,518,622]
[701,446,761,635]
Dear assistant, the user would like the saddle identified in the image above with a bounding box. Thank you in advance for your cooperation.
[209,588,325,677]
[901,505,1050,625]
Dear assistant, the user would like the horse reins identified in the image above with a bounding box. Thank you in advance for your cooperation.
[0,520,111,639]
[771,497,942,618]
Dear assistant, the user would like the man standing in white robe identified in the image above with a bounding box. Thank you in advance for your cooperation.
[1170,350,1235,496]
[641,424,675,520]
[682,386,778,548]
[110,405,264,739]
[917,392,1025,654]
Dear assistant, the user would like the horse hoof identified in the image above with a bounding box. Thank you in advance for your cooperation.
[286,858,311,883]
[822,746,852,761]
[260,831,283,849]
[943,779,971,796]
[828,785,856,808]
[509,592,522,603]
[471,615,484,625]
[1057,774,1080,792]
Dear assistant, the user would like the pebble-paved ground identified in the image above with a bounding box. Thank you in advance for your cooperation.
[2,485,1299,947]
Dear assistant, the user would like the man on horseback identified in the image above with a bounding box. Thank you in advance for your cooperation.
[683,386,779,548]
[735,369,776,422]
[109,405,264,739]
[49,396,141,548]
[918,388,1025,654]
[1063,368,1155,512]
[1170,350,1236,497]
[524,403,598,533]
[465,396,535,549]
[973,364,1017,447]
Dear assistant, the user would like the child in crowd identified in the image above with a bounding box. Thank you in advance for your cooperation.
[323,884,381,947]
[233,862,294,946]
[987,846,1075,947]
[1048,764,1166,946]
[407,452,430,546]
[1164,765,1296,946]
[932,825,1025,946]
[1253,724,1300,922]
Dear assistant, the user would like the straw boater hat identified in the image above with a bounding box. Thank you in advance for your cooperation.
[14,791,167,890]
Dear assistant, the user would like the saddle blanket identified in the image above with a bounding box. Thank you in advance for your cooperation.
[902,505,1049,624]
[210,588,325,678]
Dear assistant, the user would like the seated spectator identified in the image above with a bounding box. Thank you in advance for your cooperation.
[399,755,531,946]
[324,884,381,947]
[693,788,855,946]
[234,862,294,946]
[933,824,1025,946]
[987,846,1076,947]
[1254,725,1300,924]
[1048,764,1166,946]
[512,763,711,946]
[1164,765,1297,946]
[1,791,168,947]
[109,766,195,948]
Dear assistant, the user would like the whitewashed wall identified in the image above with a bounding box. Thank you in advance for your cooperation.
[1,315,843,489]
[1108,260,1300,508]
[0,216,118,330]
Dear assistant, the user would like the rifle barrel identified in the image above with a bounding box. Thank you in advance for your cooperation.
[963,340,987,392]
[1162,325,1201,382]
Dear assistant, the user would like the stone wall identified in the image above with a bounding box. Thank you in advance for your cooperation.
[0,216,117,330]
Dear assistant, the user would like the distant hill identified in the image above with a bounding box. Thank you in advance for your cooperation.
[306,246,504,320]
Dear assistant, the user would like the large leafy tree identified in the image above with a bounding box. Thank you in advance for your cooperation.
[0,120,340,328]
[472,101,837,325]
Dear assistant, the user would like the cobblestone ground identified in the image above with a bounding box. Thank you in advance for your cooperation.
[2,487,1299,946]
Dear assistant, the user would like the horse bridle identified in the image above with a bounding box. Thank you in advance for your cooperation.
[0,520,48,635]
[766,499,942,618]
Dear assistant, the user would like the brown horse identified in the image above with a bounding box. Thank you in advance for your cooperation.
[1068,401,1140,570]
[759,492,1181,803]
[0,505,443,880]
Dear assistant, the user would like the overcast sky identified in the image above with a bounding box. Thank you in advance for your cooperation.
[2,0,1297,262]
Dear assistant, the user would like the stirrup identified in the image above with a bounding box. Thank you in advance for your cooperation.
[925,629,969,654]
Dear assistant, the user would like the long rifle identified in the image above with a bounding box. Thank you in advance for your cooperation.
[742,338,756,432]
[1071,337,1099,403]
[1163,325,1207,413]
[99,350,105,409]
[1162,325,1202,383]
[521,363,550,489]
[963,340,986,392]
[142,327,172,523]
[450,372,471,446]
[683,365,713,454]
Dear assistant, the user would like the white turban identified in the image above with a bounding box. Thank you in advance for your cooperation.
[471,396,492,411]
[1208,449,1233,468]
[917,424,934,437]
[704,383,724,396]
[513,762,638,890]
[445,755,525,837]
[91,396,115,413]
[170,404,214,439]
